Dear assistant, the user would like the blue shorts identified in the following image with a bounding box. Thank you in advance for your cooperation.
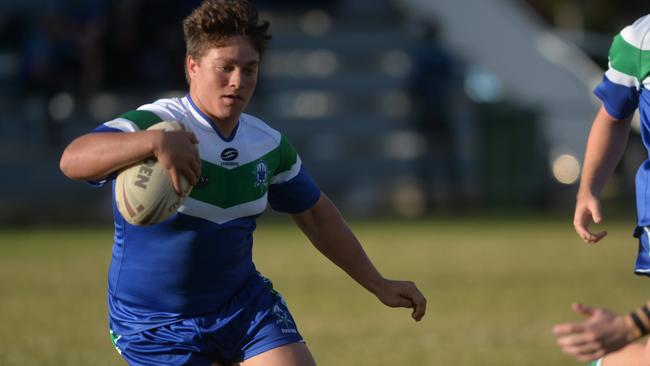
[109,279,303,365]
[634,226,650,276]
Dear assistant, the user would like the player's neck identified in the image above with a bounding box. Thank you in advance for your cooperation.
[212,119,238,140]
[188,92,239,139]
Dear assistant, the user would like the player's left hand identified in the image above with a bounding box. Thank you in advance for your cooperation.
[374,278,427,322]
[552,303,632,361]
[573,192,607,244]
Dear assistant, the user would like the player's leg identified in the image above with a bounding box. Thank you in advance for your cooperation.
[111,322,217,366]
[232,274,312,364]
[590,342,644,366]
[640,337,650,366]
[236,342,316,366]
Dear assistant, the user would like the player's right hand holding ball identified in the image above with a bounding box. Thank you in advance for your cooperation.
[151,128,201,194]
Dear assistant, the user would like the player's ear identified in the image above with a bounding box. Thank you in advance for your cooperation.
[186,55,199,80]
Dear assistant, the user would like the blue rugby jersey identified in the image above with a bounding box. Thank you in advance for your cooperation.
[93,96,321,335]
[594,15,650,226]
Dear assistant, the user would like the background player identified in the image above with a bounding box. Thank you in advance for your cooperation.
[556,13,650,366]
[59,1,427,365]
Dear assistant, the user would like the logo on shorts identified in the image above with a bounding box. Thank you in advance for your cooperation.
[273,304,297,334]
[110,329,123,354]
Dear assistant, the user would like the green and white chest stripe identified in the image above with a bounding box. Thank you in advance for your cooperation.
[606,15,650,89]
[103,99,303,225]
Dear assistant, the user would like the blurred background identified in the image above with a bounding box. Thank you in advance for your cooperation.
[0,0,647,223]
[2,1,650,365]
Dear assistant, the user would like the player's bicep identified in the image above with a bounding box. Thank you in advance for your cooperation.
[83,126,126,186]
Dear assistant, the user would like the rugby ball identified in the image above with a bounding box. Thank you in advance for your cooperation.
[115,121,193,226]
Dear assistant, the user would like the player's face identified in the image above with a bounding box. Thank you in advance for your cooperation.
[187,36,259,125]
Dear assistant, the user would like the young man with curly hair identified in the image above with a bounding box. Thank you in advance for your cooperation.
[59,1,426,365]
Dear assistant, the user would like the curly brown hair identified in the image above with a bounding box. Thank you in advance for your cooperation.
[183,0,271,62]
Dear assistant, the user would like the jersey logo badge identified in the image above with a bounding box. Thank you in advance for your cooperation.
[253,160,269,192]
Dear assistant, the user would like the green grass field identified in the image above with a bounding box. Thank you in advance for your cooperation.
[1,216,649,365]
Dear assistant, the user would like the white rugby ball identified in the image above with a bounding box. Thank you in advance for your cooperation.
[115,120,193,226]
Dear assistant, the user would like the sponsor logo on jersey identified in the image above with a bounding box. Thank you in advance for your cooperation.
[220,147,239,167]
[220,147,239,163]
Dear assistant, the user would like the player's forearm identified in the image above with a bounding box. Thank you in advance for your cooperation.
[578,107,631,198]
[60,131,159,181]
[291,195,385,295]
[625,301,650,341]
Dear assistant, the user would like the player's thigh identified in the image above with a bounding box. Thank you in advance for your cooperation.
[235,342,316,366]
[113,324,216,366]
[601,342,645,366]
[641,338,650,366]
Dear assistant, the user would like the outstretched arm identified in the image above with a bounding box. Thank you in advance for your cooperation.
[573,106,631,243]
[290,193,426,321]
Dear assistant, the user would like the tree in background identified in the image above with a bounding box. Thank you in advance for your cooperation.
[523,0,646,32]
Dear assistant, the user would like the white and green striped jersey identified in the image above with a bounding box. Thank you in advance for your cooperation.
[101,95,317,221]
[594,14,650,226]
[595,14,650,120]
[93,95,321,335]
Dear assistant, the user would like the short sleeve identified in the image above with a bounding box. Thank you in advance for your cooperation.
[268,135,321,213]
[86,109,164,186]
[96,110,164,133]
[594,17,650,120]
